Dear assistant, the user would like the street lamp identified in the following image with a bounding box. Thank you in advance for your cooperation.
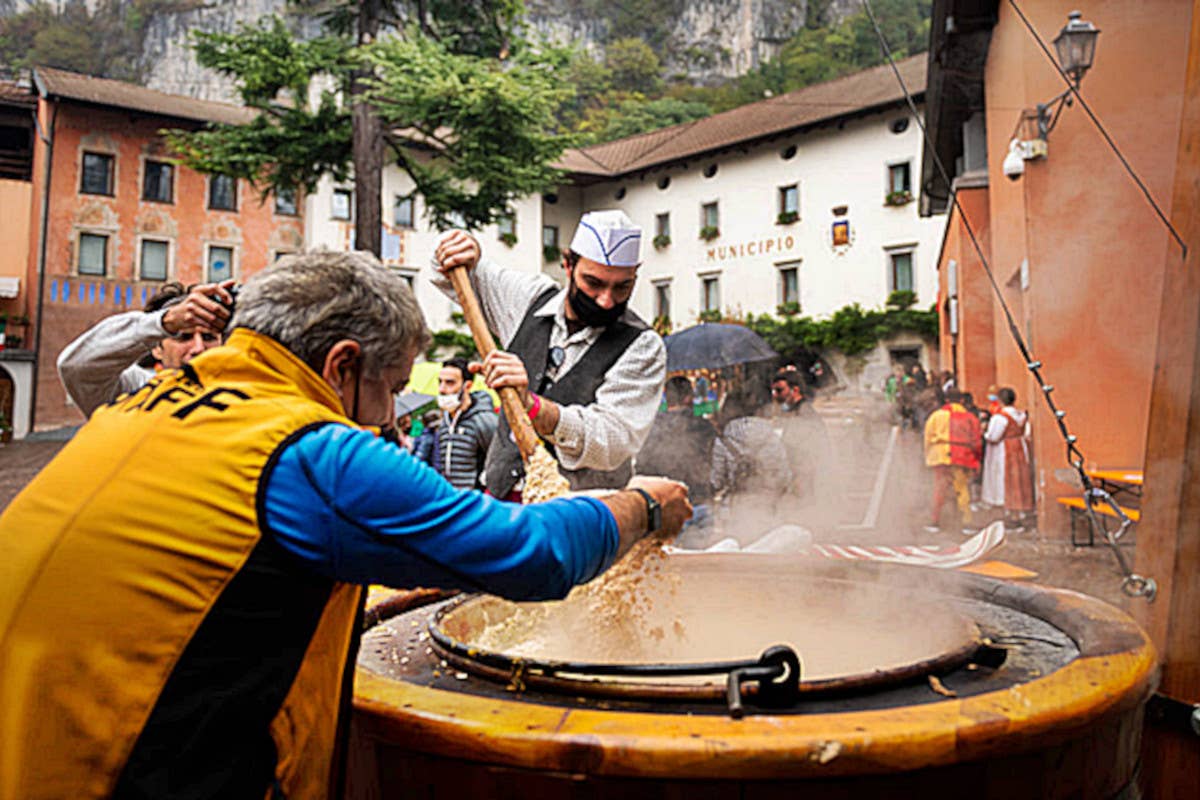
[1005,10,1102,175]
[1053,11,1100,87]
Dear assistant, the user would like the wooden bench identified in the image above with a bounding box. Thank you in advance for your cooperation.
[1056,496,1140,547]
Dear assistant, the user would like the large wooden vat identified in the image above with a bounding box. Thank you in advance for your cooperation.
[348,560,1155,799]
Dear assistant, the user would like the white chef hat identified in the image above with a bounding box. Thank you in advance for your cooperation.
[569,210,642,267]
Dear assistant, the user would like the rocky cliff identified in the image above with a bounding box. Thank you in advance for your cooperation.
[133,0,856,101]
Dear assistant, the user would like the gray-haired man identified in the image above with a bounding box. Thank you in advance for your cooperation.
[1,250,690,799]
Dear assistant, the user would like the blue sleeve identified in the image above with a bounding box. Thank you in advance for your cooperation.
[261,424,619,601]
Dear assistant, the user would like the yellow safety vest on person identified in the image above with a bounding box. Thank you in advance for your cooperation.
[0,330,362,800]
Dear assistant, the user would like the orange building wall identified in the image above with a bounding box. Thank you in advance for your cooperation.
[937,185,994,396]
[981,0,1190,534]
[27,101,305,428]
[0,178,33,345]
[0,179,32,284]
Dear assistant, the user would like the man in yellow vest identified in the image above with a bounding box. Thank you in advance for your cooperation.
[0,251,691,800]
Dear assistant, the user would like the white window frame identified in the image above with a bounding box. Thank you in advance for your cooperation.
[395,267,418,289]
[652,279,671,321]
[655,212,670,239]
[274,186,299,217]
[699,271,721,314]
[207,174,239,212]
[700,201,719,230]
[141,157,175,204]
[137,236,173,282]
[394,194,415,228]
[776,260,801,307]
[205,243,238,283]
[80,150,115,196]
[76,229,111,277]
[886,159,913,195]
[331,188,353,221]
[497,211,516,238]
[884,244,917,295]
[778,184,799,216]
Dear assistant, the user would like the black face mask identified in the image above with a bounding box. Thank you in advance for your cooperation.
[567,273,627,328]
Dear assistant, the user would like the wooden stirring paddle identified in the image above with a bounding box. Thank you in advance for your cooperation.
[443,265,569,502]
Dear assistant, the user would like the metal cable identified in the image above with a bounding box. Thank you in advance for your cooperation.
[860,0,1156,599]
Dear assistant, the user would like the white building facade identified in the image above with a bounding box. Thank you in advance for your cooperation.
[573,110,944,328]
[306,57,945,363]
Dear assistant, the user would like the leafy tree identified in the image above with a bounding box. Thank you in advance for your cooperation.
[596,96,711,141]
[604,37,661,96]
[364,32,573,230]
[165,18,353,198]
[167,2,571,253]
[746,300,937,361]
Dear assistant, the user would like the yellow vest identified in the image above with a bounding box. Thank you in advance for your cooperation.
[0,329,362,800]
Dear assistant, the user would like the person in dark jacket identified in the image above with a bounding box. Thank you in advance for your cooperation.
[434,357,498,490]
[412,409,441,465]
[635,375,718,502]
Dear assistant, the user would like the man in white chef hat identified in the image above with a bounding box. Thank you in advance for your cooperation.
[433,210,667,501]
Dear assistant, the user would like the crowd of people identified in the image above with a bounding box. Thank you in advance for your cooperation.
[885,365,1035,534]
[634,363,833,548]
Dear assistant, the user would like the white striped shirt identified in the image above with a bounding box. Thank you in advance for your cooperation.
[430,256,666,472]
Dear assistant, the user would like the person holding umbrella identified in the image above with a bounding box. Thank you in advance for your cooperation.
[433,211,666,499]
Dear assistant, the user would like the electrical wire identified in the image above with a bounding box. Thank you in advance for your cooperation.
[1007,0,1187,259]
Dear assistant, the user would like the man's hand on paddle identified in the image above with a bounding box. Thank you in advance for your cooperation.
[434,230,480,273]
[473,351,530,404]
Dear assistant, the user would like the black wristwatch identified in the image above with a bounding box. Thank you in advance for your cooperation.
[631,488,662,533]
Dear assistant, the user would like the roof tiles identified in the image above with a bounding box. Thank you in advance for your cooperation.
[560,55,926,177]
[34,66,255,126]
[0,80,36,107]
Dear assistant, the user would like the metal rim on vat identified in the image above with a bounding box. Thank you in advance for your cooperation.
[426,585,996,715]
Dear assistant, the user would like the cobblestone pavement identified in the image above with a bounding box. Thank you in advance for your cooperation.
[1,402,1134,611]
[0,439,67,509]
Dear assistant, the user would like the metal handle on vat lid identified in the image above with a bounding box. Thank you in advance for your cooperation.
[727,646,803,719]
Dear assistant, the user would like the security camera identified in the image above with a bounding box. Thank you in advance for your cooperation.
[1003,138,1025,181]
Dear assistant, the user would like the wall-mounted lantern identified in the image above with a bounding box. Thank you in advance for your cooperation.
[1004,10,1101,178]
[1053,11,1100,87]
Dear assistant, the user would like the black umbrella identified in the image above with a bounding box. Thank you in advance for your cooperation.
[664,323,778,372]
[394,392,434,418]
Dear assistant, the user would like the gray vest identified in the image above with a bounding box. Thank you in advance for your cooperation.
[484,288,649,498]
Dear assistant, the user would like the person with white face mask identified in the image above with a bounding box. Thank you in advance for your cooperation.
[431,356,498,490]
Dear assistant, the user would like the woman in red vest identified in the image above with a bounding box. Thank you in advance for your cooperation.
[981,386,1035,531]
